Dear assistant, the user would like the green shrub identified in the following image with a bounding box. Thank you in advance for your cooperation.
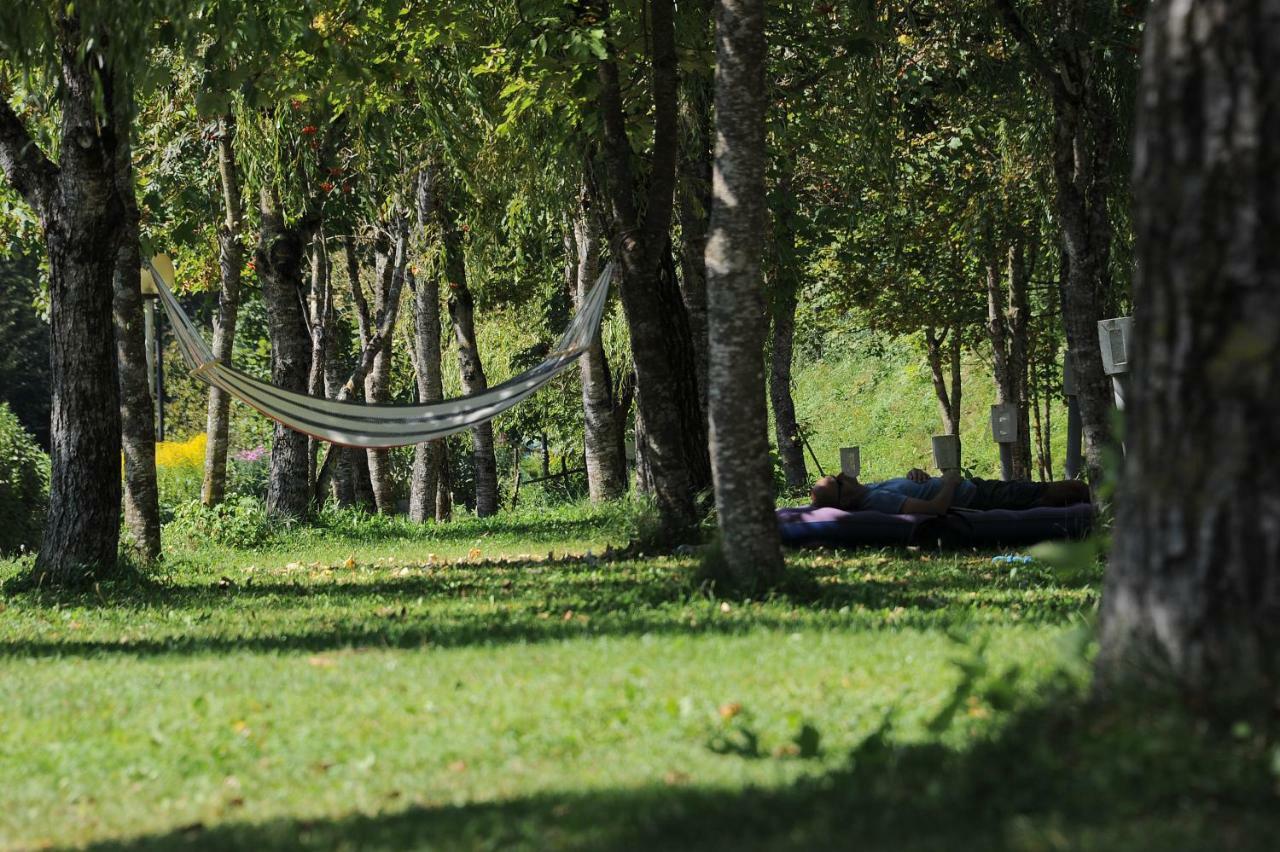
[166,496,271,549]
[0,403,48,555]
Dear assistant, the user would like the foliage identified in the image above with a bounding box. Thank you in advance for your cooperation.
[167,495,271,549]
[0,253,49,448]
[0,401,47,555]
[152,432,208,512]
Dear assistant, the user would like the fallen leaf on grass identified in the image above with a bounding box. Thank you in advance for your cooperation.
[664,770,691,785]
[343,555,357,569]
[719,702,743,720]
[448,760,467,773]
[307,656,337,668]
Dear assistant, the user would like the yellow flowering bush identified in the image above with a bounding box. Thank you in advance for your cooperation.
[154,433,207,512]
[155,433,207,470]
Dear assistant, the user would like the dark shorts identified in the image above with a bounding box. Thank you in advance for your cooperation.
[966,478,1049,511]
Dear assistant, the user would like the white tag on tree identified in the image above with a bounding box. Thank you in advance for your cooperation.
[990,404,1018,443]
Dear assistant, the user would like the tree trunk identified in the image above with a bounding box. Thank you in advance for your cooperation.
[1097,0,1280,708]
[995,0,1119,488]
[365,222,406,514]
[1006,241,1033,479]
[924,327,963,443]
[256,188,313,520]
[0,20,126,580]
[676,0,715,417]
[202,114,244,507]
[572,183,627,501]
[408,262,447,522]
[706,0,783,583]
[323,330,357,508]
[769,166,807,493]
[597,0,711,542]
[110,78,161,562]
[306,232,332,492]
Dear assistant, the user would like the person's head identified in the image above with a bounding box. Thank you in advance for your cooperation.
[810,473,866,511]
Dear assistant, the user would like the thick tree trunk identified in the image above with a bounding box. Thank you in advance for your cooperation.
[408,263,447,522]
[596,0,712,541]
[706,0,783,583]
[202,115,244,507]
[769,169,807,493]
[1097,0,1280,707]
[323,331,357,508]
[0,22,126,580]
[572,185,627,501]
[447,265,499,517]
[256,188,313,520]
[110,78,160,563]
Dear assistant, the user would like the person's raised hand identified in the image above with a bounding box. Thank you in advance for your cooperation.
[906,468,930,483]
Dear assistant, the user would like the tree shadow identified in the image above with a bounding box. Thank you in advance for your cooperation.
[0,551,1096,659]
[73,689,1277,852]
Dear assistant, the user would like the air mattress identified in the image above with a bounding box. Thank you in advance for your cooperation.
[776,504,1094,549]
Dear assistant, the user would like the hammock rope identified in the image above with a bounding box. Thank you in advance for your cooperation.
[150,260,614,449]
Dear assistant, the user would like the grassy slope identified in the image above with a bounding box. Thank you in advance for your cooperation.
[1,505,1275,851]
[791,339,1069,484]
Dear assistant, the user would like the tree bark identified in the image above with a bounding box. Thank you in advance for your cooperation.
[428,167,498,518]
[1097,0,1280,708]
[596,0,712,541]
[676,0,715,417]
[706,0,783,583]
[1006,241,1033,479]
[255,187,313,520]
[0,18,124,580]
[110,76,161,562]
[924,327,963,444]
[769,167,807,492]
[365,221,407,514]
[408,263,447,522]
[202,114,244,507]
[572,182,627,501]
[306,231,332,492]
[994,0,1121,488]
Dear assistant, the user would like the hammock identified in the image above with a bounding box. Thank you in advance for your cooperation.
[150,259,614,449]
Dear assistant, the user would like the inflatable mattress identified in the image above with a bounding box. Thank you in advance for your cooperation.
[776,504,1094,549]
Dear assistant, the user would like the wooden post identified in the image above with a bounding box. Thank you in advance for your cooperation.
[839,446,860,478]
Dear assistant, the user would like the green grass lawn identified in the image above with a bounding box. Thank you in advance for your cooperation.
[1,502,1275,851]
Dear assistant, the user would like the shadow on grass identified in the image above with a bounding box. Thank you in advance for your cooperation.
[76,690,1277,852]
[0,552,1098,659]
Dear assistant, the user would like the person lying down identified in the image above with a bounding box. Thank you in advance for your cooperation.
[809,468,1091,516]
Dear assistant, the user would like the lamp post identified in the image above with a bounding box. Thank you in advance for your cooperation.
[990,403,1018,481]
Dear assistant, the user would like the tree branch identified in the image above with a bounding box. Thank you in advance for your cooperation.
[641,0,679,251]
[990,0,1075,102]
[0,95,59,218]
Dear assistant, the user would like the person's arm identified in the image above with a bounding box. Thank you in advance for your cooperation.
[899,472,962,515]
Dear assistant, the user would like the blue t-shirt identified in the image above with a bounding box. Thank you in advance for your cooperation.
[861,477,976,514]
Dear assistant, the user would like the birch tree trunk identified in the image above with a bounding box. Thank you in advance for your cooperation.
[256,188,313,520]
[408,263,447,522]
[365,221,407,514]
[202,114,244,507]
[1097,0,1280,707]
[572,183,626,501]
[306,232,331,491]
[706,0,784,583]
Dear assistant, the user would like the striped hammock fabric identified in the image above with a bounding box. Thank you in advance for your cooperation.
[150,260,614,449]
